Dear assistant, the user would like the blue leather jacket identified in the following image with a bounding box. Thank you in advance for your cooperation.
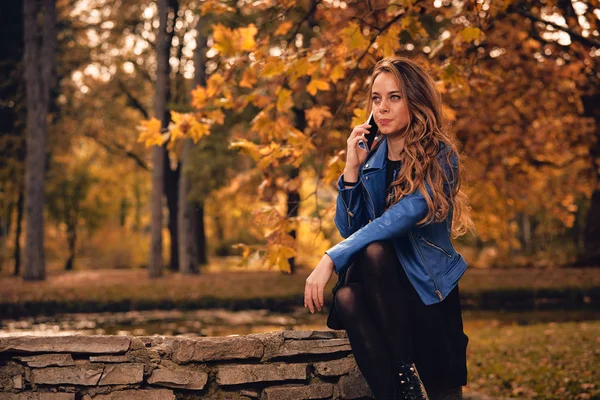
[325,137,468,305]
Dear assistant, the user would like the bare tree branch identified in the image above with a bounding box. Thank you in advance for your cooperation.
[510,6,600,48]
[84,132,149,171]
[117,79,150,119]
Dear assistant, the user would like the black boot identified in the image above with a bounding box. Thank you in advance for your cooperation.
[395,363,429,400]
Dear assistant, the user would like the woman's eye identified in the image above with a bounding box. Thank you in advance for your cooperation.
[372,97,380,103]
[391,95,401,100]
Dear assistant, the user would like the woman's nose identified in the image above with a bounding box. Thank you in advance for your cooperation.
[379,101,389,113]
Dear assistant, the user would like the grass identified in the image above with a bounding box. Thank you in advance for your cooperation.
[465,320,600,399]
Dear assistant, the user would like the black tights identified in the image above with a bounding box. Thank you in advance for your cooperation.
[334,241,412,400]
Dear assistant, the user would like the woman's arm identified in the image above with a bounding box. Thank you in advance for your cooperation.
[327,187,429,274]
[333,173,368,238]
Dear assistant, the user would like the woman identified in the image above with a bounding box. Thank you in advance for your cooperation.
[304,57,474,400]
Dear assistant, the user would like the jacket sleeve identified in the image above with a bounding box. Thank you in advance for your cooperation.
[333,173,368,239]
[326,186,429,274]
[326,150,459,275]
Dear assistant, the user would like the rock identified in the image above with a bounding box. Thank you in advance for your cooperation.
[270,339,351,359]
[337,371,373,399]
[12,374,23,390]
[240,389,260,398]
[262,383,334,400]
[147,360,208,390]
[0,336,130,354]
[217,363,308,386]
[17,354,75,368]
[0,363,24,391]
[0,394,75,400]
[172,336,263,363]
[91,389,176,400]
[98,364,144,385]
[251,332,284,362]
[313,356,357,377]
[31,365,104,386]
[88,355,130,363]
[282,331,347,340]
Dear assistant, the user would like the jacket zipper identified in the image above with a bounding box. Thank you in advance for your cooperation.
[338,190,353,229]
[420,237,452,258]
[361,174,376,218]
[410,232,443,301]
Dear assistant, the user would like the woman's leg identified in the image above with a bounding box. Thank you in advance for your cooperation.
[334,241,414,399]
[335,283,397,399]
[356,241,413,369]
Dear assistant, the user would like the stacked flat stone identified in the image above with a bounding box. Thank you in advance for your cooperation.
[0,331,373,400]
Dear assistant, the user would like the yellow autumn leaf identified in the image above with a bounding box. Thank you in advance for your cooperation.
[263,58,286,78]
[207,74,225,97]
[212,24,236,57]
[305,106,333,128]
[212,24,257,57]
[307,78,330,95]
[350,108,368,128]
[170,112,211,143]
[238,24,258,51]
[460,27,484,42]
[323,152,346,184]
[137,118,165,147]
[200,0,235,15]
[274,21,293,36]
[189,122,211,143]
[330,63,346,84]
[191,86,207,109]
[341,22,370,51]
[230,139,260,161]
[287,58,318,84]
[205,109,224,125]
[276,89,293,113]
[402,16,428,39]
[240,67,257,88]
[377,25,401,57]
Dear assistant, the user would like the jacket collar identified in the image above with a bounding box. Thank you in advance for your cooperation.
[363,135,388,171]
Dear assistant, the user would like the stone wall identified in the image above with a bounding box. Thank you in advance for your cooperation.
[0,331,373,400]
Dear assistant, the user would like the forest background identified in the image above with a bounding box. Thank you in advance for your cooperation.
[1,0,600,280]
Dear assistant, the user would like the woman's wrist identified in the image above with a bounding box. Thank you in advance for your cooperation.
[343,166,359,184]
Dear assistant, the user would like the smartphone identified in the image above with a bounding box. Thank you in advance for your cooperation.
[358,111,378,152]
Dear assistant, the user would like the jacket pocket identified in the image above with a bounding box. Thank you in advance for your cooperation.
[420,237,452,258]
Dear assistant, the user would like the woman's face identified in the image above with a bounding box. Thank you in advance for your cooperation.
[371,72,410,137]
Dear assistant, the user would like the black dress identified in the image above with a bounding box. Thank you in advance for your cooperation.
[327,158,468,389]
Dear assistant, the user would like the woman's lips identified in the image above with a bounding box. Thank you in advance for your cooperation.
[378,119,392,125]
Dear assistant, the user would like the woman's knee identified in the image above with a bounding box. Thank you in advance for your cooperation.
[334,284,363,318]
[359,241,397,277]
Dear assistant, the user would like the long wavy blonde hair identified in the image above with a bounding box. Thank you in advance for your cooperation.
[366,57,474,238]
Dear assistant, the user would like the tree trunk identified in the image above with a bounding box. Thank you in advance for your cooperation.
[195,204,207,266]
[178,17,208,273]
[22,0,55,280]
[178,142,196,274]
[14,186,24,276]
[162,0,180,273]
[581,93,600,266]
[65,226,76,271]
[164,156,180,272]
[148,0,170,278]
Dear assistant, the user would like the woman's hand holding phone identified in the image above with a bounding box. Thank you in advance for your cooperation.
[345,121,372,179]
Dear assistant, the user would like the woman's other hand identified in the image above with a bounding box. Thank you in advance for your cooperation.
[343,122,372,183]
[304,254,335,314]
